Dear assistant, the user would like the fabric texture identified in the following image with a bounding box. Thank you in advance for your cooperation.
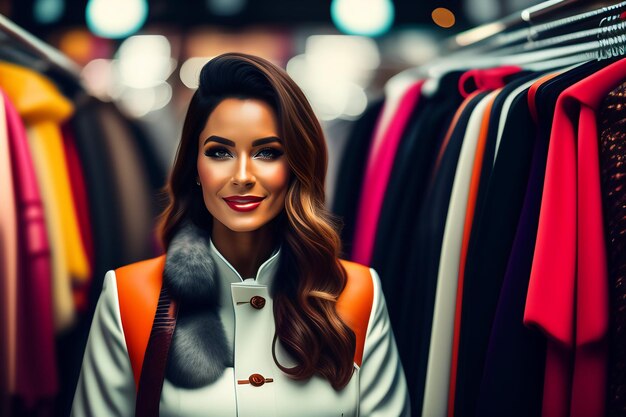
[598,81,626,417]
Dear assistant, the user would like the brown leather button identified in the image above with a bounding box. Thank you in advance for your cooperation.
[250,295,266,310]
[249,373,265,387]
[237,374,274,386]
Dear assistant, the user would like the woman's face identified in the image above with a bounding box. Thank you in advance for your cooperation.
[197,98,290,233]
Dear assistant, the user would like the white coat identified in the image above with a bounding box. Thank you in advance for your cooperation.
[70,238,410,416]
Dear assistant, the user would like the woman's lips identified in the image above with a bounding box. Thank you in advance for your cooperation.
[222,196,265,212]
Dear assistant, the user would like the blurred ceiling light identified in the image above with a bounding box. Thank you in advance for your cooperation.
[34,0,65,24]
[207,0,246,16]
[391,29,440,66]
[86,0,148,39]
[151,82,173,112]
[118,87,156,118]
[306,35,380,73]
[180,57,213,89]
[116,35,176,89]
[431,7,456,28]
[81,59,114,100]
[343,84,368,118]
[285,54,307,86]
[331,0,394,37]
[118,82,173,118]
[287,36,376,120]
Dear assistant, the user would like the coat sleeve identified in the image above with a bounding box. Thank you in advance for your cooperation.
[358,268,411,417]
[71,270,136,417]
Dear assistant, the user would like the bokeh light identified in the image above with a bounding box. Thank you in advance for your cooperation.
[331,0,395,37]
[86,0,148,39]
[432,7,456,28]
[33,0,65,24]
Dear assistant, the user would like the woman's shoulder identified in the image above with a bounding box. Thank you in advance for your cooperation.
[336,258,378,367]
[337,258,375,301]
[113,255,166,296]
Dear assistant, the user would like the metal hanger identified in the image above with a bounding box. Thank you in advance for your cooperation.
[447,0,620,52]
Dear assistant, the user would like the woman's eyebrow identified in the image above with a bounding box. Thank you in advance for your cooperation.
[203,135,235,147]
[252,136,282,147]
[203,135,282,147]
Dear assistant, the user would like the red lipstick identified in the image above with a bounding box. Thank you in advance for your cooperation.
[222,195,265,212]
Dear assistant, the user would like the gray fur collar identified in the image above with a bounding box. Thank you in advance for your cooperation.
[163,221,231,388]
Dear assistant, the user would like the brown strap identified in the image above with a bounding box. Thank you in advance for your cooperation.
[135,286,178,417]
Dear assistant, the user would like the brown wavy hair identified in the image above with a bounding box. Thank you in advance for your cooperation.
[157,52,355,389]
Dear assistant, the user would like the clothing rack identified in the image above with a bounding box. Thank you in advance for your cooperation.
[0,13,82,81]
[447,0,621,51]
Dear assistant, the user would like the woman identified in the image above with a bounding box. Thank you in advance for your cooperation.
[71,52,410,416]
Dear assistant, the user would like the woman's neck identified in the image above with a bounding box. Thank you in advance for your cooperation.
[211,221,278,279]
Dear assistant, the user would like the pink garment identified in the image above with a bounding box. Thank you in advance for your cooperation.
[4,90,57,407]
[0,81,17,413]
[457,65,521,98]
[351,81,424,265]
[524,59,626,417]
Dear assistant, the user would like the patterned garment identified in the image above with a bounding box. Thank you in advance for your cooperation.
[599,81,626,417]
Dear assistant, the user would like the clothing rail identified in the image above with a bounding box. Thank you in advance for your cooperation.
[0,13,82,80]
[447,0,615,50]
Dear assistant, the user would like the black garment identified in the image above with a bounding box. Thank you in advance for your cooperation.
[454,61,606,417]
[599,81,626,417]
[396,92,488,416]
[332,98,384,258]
[474,80,553,417]
[468,71,534,233]
[454,89,536,417]
[371,72,463,325]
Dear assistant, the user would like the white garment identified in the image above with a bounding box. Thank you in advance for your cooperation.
[71,240,410,417]
[421,91,496,417]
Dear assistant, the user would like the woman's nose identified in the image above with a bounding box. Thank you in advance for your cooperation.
[232,155,255,187]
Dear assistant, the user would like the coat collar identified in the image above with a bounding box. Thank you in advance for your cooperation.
[207,237,281,288]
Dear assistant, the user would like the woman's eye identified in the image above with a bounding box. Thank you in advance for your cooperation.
[254,148,284,160]
[204,147,232,159]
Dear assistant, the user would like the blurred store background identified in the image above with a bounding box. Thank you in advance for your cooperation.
[2,0,544,189]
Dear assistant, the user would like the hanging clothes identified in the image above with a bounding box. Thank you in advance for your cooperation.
[3,88,57,414]
[474,72,559,417]
[97,104,156,264]
[599,81,626,417]
[351,80,424,265]
[0,62,86,331]
[422,89,498,417]
[0,88,18,414]
[400,90,487,415]
[372,71,464,323]
[525,57,626,417]
[61,124,94,313]
[332,99,384,257]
